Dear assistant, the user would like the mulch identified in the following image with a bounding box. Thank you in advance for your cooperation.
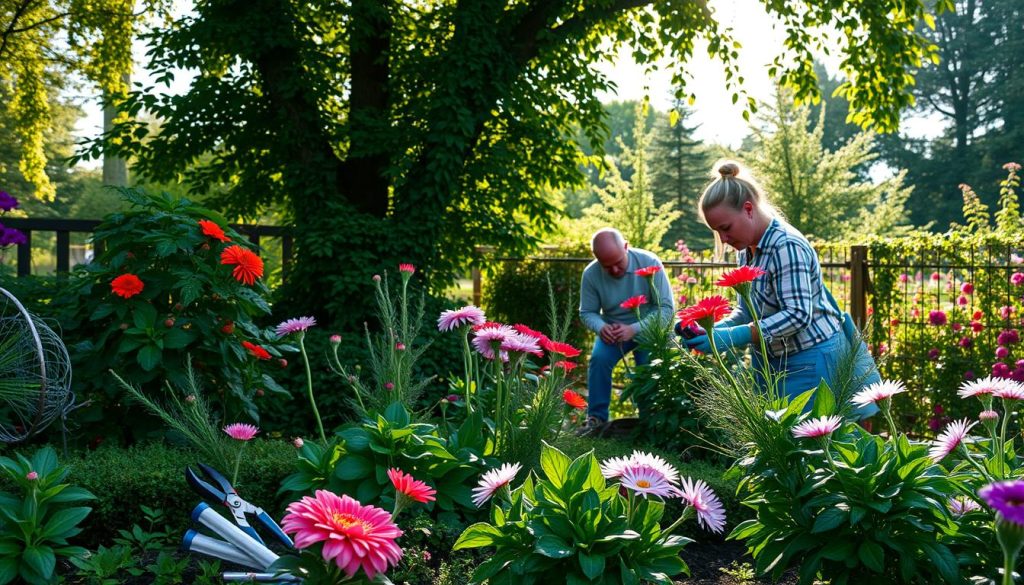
[676,540,798,584]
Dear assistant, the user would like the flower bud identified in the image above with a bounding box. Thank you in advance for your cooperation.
[185,395,196,403]
[395,342,406,351]
[330,334,342,345]
[164,318,175,328]
[26,471,38,481]
[118,322,129,330]
[255,388,264,397]
[372,274,381,283]
[293,437,304,449]
[446,394,459,403]
[221,321,235,334]
[278,358,288,368]
[385,382,395,390]
[980,409,999,422]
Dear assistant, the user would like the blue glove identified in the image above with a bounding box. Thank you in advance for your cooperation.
[684,325,752,353]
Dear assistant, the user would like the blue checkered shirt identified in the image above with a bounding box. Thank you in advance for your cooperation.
[719,218,842,358]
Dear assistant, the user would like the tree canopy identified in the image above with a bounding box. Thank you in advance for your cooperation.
[59,0,950,324]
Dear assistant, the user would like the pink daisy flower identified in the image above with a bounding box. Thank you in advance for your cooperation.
[281,490,402,579]
[472,463,521,507]
[398,263,415,274]
[928,419,977,462]
[438,305,486,332]
[223,423,259,441]
[501,333,542,356]
[994,381,1024,401]
[600,456,632,480]
[948,496,981,517]
[958,376,1008,399]
[472,325,514,361]
[679,477,727,534]
[619,464,679,499]
[851,380,906,407]
[275,316,317,337]
[791,415,843,439]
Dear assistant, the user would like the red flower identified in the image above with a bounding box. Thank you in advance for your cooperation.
[473,321,505,331]
[512,324,551,345]
[388,468,436,503]
[554,360,577,372]
[562,390,587,410]
[541,339,581,358]
[221,321,235,334]
[620,295,647,310]
[198,219,230,243]
[242,340,271,360]
[398,263,416,274]
[111,274,144,299]
[635,266,662,278]
[221,245,264,285]
[677,296,732,328]
[715,266,767,288]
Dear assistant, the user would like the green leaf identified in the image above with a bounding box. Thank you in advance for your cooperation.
[811,507,848,533]
[136,344,162,371]
[40,507,91,540]
[453,523,503,550]
[21,545,55,583]
[579,551,605,580]
[383,403,410,426]
[539,442,571,488]
[858,540,884,573]
[335,456,373,480]
[162,327,196,349]
[811,379,836,418]
[535,534,573,559]
[132,302,157,330]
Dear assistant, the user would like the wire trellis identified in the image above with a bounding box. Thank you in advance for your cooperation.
[0,286,76,444]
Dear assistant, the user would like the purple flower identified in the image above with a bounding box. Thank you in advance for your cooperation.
[928,348,940,361]
[0,227,26,246]
[1012,273,1024,286]
[929,310,947,326]
[979,480,1024,526]
[275,316,317,337]
[0,191,18,212]
[959,336,972,348]
[997,346,1010,359]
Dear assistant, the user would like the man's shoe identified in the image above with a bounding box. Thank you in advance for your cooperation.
[575,416,607,437]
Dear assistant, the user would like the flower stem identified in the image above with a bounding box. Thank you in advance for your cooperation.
[231,443,246,486]
[1003,548,1018,585]
[300,334,326,444]
[462,329,473,411]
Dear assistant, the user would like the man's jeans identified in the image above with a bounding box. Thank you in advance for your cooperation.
[587,338,650,421]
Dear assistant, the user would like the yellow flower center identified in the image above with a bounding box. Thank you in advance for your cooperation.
[636,480,651,488]
[332,513,371,532]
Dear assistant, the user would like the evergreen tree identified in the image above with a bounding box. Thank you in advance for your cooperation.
[751,89,914,241]
[579,103,680,251]
[648,99,713,249]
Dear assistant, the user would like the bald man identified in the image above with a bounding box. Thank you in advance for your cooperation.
[578,228,674,432]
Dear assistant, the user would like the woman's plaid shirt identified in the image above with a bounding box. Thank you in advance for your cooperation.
[719,218,842,358]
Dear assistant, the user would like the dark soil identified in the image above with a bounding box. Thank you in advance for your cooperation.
[676,540,798,584]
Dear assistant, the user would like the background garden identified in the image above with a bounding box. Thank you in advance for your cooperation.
[1,0,1023,583]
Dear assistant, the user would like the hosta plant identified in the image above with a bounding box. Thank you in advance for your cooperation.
[453,442,720,584]
[0,446,95,585]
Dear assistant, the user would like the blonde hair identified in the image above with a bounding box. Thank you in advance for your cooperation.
[697,160,782,259]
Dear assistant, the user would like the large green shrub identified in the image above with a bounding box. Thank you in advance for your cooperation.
[52,188,290,440]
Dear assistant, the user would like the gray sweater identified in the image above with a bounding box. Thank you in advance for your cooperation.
[579,247,675,335]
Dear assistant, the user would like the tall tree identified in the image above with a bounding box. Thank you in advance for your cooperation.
[648,98,712,249]
[751,89,914,241]
[78,0,947,326]
[0,0,171,200]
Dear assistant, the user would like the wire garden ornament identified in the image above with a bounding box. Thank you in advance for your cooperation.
[0,286,76,443]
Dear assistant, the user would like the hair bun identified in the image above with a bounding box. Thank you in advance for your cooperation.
[718,162,740,179]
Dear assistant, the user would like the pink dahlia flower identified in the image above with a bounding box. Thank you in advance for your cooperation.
[599,451,679,484]
[398,263,415,274]
[275,316,317,337]
[282,490,402,579]
[223,423,259,441]
[437,305,486,332]
[472,463,521,507]
[993,380,1024,401]
[929,310,947,326]
[791,415,843,439]
[679,477,726,534]
[599,456,632,480]
[620,464,679,499]
[851,380,906,407]
[501,332,542,356]
[928,419,977,462]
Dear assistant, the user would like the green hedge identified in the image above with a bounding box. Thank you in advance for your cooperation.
[65,439,297,547]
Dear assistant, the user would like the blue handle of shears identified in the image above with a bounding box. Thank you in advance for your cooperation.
[257,510,295,548]
[239,523,265,545]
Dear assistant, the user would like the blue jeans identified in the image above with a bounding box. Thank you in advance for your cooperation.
[753,333,878,418]
[587,338,649,421]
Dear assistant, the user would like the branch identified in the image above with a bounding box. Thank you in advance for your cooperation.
[0,0,40,59]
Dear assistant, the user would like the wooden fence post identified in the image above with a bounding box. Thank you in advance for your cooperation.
[850,245,869,329]
[472,268,482,307]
